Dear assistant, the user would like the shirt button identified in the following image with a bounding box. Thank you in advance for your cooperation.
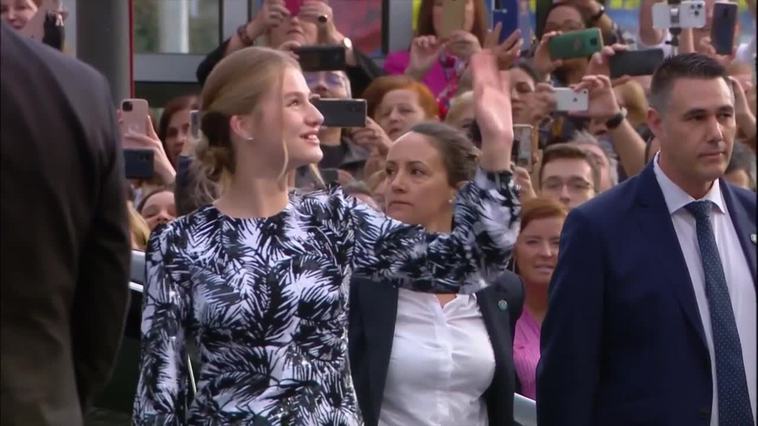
[498,300,508,311]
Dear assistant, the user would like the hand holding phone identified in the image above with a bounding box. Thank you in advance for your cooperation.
[553,88,589,112]
[294,46,346,71]
[608,49,664,79]
[492,5,519,45]
[312,99,367,128]
[711,2,738,55]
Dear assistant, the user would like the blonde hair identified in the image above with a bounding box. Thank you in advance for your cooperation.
[194,47,323,195]
[127,201,150,251]
[445,91,474,126]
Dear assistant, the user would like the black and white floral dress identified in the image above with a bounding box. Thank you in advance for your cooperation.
[133,169,520,425]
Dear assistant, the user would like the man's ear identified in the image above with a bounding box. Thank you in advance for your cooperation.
[647,107,663,140]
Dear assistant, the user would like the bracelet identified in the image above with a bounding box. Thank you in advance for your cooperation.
[237,24,254,46]
[606,107,627,130]
[590,4,605,24]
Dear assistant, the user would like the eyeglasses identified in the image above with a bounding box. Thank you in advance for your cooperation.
[304,72,347,89]
[542,177,593,193]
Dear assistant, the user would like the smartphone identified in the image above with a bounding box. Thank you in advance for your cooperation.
[513,124,533,170]
[712,2,738,55]
[284,0,303,16]
[439,0,467,38]
[609,49,665,79]
[120,98,149,135]
[123,149,154,180]
[492,5,519,44]
[535,0,552,40]
[554,88,589,112]
[320,168,340,185]
[189,109,200,141]
[652,0,707,30]
[312,99,367,128]
[294,46,346,71]
[548,28,603,60]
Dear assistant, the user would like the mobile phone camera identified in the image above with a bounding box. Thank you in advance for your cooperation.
[122,101,133,112]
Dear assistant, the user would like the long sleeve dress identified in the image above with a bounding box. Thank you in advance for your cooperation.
[133,169,520,425]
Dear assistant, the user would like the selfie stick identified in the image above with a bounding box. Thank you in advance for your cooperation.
[667,0,682,55]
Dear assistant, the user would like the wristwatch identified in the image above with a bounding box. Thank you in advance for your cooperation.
[590,4,606,24]
[606,107,627,130]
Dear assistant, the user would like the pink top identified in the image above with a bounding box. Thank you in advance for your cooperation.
[513,308,541,399]
[382,50,449,97]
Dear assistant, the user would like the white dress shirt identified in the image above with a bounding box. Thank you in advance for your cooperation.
[378,288,495,426]
[654,155,757,425]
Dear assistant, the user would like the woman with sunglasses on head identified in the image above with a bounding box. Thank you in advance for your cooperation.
[132,46,519,425]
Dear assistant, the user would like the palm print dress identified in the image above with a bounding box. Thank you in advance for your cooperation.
[133,169,520,425]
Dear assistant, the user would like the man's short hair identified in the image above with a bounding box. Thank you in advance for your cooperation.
[539,143,602,192]
[649,53,730,113]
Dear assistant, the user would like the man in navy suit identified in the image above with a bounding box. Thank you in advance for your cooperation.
[537,53,756,426]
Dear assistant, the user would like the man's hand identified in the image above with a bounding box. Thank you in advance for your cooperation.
[586,43,631,85]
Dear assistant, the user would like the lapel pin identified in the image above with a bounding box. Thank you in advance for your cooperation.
[751,233,756,244]
[497,300,508,311]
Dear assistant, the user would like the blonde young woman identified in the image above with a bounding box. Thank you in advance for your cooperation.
[133,47,519,424]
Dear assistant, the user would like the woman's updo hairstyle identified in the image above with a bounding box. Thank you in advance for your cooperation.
[194,47,300,188]
[408,122,479,186]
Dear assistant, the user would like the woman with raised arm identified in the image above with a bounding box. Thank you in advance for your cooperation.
[133,46,518,425]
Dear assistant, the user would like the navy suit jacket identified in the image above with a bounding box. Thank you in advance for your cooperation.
[536,162,757,426]
[348,272,524,426]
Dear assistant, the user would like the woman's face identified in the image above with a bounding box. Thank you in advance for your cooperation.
[515,216,564,287]
[384,132,456,229]
[543,5,585,34]
[243,67,324,172]
[164,108,191,165]
[267,14,317,48]
[1,0,38,30]
[508,67,537,125]
[446,100,475,139]
[375,89,430,141]
[140,191,176,231]
[432,0,476,36]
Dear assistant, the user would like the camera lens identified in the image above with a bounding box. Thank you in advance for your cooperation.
[122,101,133,112]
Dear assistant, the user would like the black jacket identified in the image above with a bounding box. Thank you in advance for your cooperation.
[0,24,131,425]
[348,272,524,426]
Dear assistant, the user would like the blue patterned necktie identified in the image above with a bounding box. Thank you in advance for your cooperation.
[685,200,754,426]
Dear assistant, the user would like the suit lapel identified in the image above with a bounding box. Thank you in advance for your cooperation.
[720,181,757,284]
[635,164,708,348]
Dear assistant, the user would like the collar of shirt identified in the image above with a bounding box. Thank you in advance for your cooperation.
[653,152,727,217]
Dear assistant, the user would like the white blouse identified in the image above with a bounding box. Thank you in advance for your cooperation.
[378,288,496,426]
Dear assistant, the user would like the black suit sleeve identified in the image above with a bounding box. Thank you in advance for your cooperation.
[71,75,131,410]
[536,209,605,426]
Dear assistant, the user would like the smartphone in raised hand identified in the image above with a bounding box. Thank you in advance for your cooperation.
[120,99,150,135]
[711,2,738,55]
[548,28,603,60]
[609,49,665,79]
[553,88,589,112]
[492,4,519,44]
[312,99,367,128]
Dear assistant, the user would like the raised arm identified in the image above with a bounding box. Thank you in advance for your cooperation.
[349,50,519,293]
[133,228,190,424]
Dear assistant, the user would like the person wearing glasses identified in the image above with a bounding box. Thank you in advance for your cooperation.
[537,143,600,210]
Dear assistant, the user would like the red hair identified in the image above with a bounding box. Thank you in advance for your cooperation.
[519,197,568,233]
[361,75,439,120]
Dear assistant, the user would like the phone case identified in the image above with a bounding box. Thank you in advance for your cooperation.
[492,4,519,44]
[120,99,149,135]
[609,49,664,79]
[284,0,303,16]
[312,99,367,128]
[554,88,589,112]
[513,125,533,169]
[652,1,706,29]
[440,0,467,38]
[294,46,346,71]
[712,2,738,55]
[548,28,603,60]
[123,149,155,180]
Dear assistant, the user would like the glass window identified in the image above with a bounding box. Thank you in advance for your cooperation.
[134,0,220,54]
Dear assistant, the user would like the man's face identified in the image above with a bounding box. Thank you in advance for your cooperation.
[539,158,596,209]
[650,77,736,192]
[304,71,350,99]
